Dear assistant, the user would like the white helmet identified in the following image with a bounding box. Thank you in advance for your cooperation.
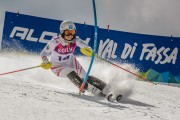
[59,20,76,45]
[60,20,76,34]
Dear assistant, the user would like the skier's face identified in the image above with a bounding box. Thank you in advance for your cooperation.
[64,30,75,40]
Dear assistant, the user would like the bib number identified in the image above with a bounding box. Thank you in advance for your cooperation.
[58,55,70,61]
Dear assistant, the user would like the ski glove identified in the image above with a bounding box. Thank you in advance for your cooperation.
[41,56,52,70]
[41,62,52,70]
[80,47,93,57]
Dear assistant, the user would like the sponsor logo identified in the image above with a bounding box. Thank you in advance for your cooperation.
[10,26,58,43]
[54,43,76,54]
[68,25,73,29]
[57,47,74,53]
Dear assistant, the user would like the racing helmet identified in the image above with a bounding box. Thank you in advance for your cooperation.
[60,20,76,44]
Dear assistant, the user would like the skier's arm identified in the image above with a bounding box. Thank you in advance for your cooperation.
[40,38,56,63]
[40,38,57,70]
[76,38,93,56]
[76,38,92,50]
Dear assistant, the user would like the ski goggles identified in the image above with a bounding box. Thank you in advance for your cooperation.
[64,30,76,36]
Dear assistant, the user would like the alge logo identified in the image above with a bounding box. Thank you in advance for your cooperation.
[10,26,58,43]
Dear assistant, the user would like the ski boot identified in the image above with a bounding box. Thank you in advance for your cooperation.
[87,83,106,97]
[67,71,106,96]
[87,76,107,97]
[87,76,107,91]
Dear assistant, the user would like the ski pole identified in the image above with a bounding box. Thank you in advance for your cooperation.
[0,65,42,76]
[80,48,157,85]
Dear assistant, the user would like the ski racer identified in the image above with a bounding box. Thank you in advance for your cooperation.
[40,20,106,96]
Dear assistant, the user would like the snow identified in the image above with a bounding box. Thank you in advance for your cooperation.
[0,52,180,120]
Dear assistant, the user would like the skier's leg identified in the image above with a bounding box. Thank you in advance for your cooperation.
[72,57,106,89]
[87,76,107,91]
[51,66,87,90]
[51,66,72,78]
[87,76,107,97]
[50,56,86,79]
[67,71,88,90]
[51,57,105,96]
[72,57,86,79]
[66,71,104,96]
[72,57,103,95]
[73,57,109,96]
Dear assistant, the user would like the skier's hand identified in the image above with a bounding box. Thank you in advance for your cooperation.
[80,47,93,56]
[41,56,52,70]
[41,62,52,70]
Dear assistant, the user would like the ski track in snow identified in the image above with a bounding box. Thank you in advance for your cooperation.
[0,52,180,120]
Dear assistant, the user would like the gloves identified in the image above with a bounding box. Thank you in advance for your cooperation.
[41,62,52,70]
[80,47,93,56]
[41,56,52,70]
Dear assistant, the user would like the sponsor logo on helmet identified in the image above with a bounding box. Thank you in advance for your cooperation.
[68,25,73,29]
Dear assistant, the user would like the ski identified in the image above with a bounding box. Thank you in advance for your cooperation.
[106,94,123,102]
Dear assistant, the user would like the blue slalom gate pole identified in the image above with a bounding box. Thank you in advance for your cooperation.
[79,0,98,93]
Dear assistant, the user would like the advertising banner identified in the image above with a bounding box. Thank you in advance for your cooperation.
[2,12,180,83]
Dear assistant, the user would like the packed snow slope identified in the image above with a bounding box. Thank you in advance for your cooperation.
[0,52,180,120]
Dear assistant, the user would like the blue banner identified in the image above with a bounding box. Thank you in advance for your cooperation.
[2,12,180,83]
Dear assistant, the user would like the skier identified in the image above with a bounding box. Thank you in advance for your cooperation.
[40,20,106,96]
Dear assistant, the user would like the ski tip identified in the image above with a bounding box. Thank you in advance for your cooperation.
[116,95,123,102]
[107,94,113,102]
[106,94,123,102]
